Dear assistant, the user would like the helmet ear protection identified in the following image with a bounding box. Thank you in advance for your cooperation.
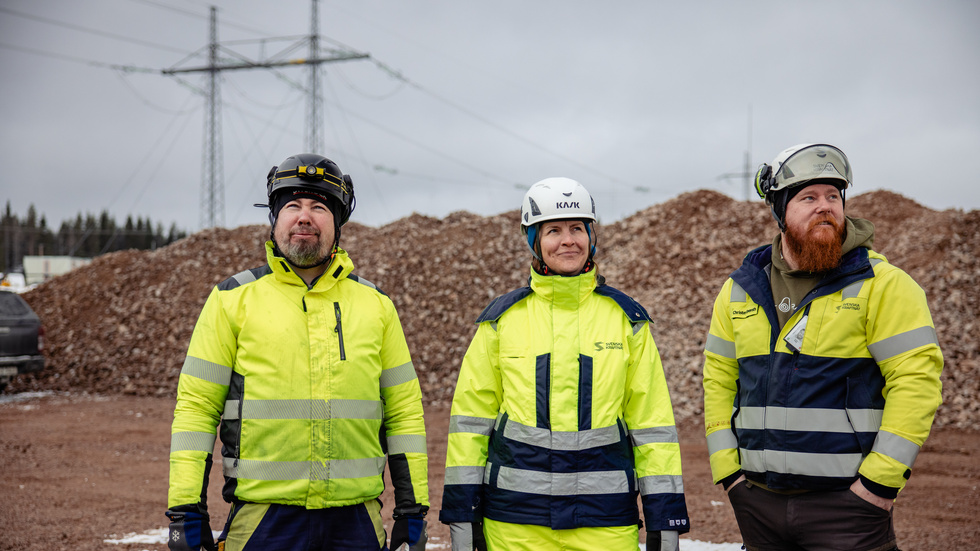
[755,163,774,199]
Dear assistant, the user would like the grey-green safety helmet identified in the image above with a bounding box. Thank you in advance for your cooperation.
[754,143,852,231]
[520,177,597,259]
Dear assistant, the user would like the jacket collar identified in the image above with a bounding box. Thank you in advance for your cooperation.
[265,240,354,291]
[529,267,597,310]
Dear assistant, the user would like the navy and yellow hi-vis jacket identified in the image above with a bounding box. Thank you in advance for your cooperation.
[703,244,943,497]
[168,242,428,515]
[440,268,690,532]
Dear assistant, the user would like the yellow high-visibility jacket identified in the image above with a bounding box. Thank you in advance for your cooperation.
[168,242,428,515]
[703,245,943,497]
[441,268,689,532]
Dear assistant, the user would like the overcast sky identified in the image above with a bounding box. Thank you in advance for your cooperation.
[1,0,978,234]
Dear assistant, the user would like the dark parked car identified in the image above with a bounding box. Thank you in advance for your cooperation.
[0,290,45,392]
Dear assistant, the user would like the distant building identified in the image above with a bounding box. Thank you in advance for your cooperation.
[22,256,91,286]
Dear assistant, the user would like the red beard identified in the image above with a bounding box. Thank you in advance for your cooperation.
[784,216,845,272]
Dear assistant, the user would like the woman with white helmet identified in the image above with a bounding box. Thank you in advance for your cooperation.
[440,178,690,551]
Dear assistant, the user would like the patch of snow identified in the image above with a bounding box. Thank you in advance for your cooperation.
[105,529,742,550]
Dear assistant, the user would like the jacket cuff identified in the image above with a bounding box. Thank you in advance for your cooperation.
[719,471,742,491]
[859,475,899,500]
[392,505,429,520]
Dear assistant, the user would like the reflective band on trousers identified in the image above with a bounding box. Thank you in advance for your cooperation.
[734,406,883,434]
[495,466,630,496]
[223,455,385,481]
[222,398,383,420]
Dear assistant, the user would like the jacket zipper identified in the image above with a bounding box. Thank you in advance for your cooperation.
[334,302,346,360]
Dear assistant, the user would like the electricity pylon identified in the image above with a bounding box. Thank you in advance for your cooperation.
[160,1,369,229]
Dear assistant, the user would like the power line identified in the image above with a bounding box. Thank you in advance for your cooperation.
[0,5,189,54]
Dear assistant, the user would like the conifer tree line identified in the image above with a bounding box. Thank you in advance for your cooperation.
[1,201,187,273]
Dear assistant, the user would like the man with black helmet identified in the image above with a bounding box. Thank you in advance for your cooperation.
[702,144,944,550]
[166,154,429,551]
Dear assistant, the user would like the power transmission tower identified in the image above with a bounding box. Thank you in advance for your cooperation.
[160,1,369,229]
[308,0,322,154]
[717,105,755,201]
[203,6,221,230]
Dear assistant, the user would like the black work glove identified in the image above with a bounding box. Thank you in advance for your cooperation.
[647,530,680,551]
[165,509,216,551]
[390,514,427,550]
[449,521,486,551]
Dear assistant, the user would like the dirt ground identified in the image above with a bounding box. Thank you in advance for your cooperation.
[0,394,976,550]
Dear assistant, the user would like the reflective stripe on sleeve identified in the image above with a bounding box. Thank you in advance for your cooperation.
[705,334,736,359]
[629,425,679,447]
[444,465,486,485]
[380,361,418,388]
[638,473,685,496]
[495,466,630,496]
[872,430,921,468]
[706,429,737,456]
[387,433,427,454]
[449,415,495,436]
[171,431,216,453]
[180,356,232,385]
[867,326,940,363]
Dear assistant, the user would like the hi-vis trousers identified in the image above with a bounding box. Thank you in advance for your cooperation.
[218,500,387,551]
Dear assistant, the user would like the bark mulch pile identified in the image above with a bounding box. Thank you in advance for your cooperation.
[14,189,979,430]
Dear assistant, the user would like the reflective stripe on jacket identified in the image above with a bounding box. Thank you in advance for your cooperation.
[168,241,428,513]
[703,245,943,495]
[441,268,689,532]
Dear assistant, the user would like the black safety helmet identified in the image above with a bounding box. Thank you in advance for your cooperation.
[263,153,356,227]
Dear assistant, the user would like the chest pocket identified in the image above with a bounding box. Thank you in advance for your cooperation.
[811,280,870,358]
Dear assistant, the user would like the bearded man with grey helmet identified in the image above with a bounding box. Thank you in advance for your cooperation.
[702,144,944,550]
[166,154,429,551]
[440,178,690,551]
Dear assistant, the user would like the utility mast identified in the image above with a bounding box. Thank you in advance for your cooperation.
[308,0,322,153]
[160,2,369,229]
[202,6,222,229]
[717,105,755,201]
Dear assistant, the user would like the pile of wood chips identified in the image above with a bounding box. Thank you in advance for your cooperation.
[15,190,979,430]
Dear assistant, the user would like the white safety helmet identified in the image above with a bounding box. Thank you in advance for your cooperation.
[520,177,597,258]
[754,143,852,230]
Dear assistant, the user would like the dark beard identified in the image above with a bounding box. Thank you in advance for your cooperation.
[785,216,845,272]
